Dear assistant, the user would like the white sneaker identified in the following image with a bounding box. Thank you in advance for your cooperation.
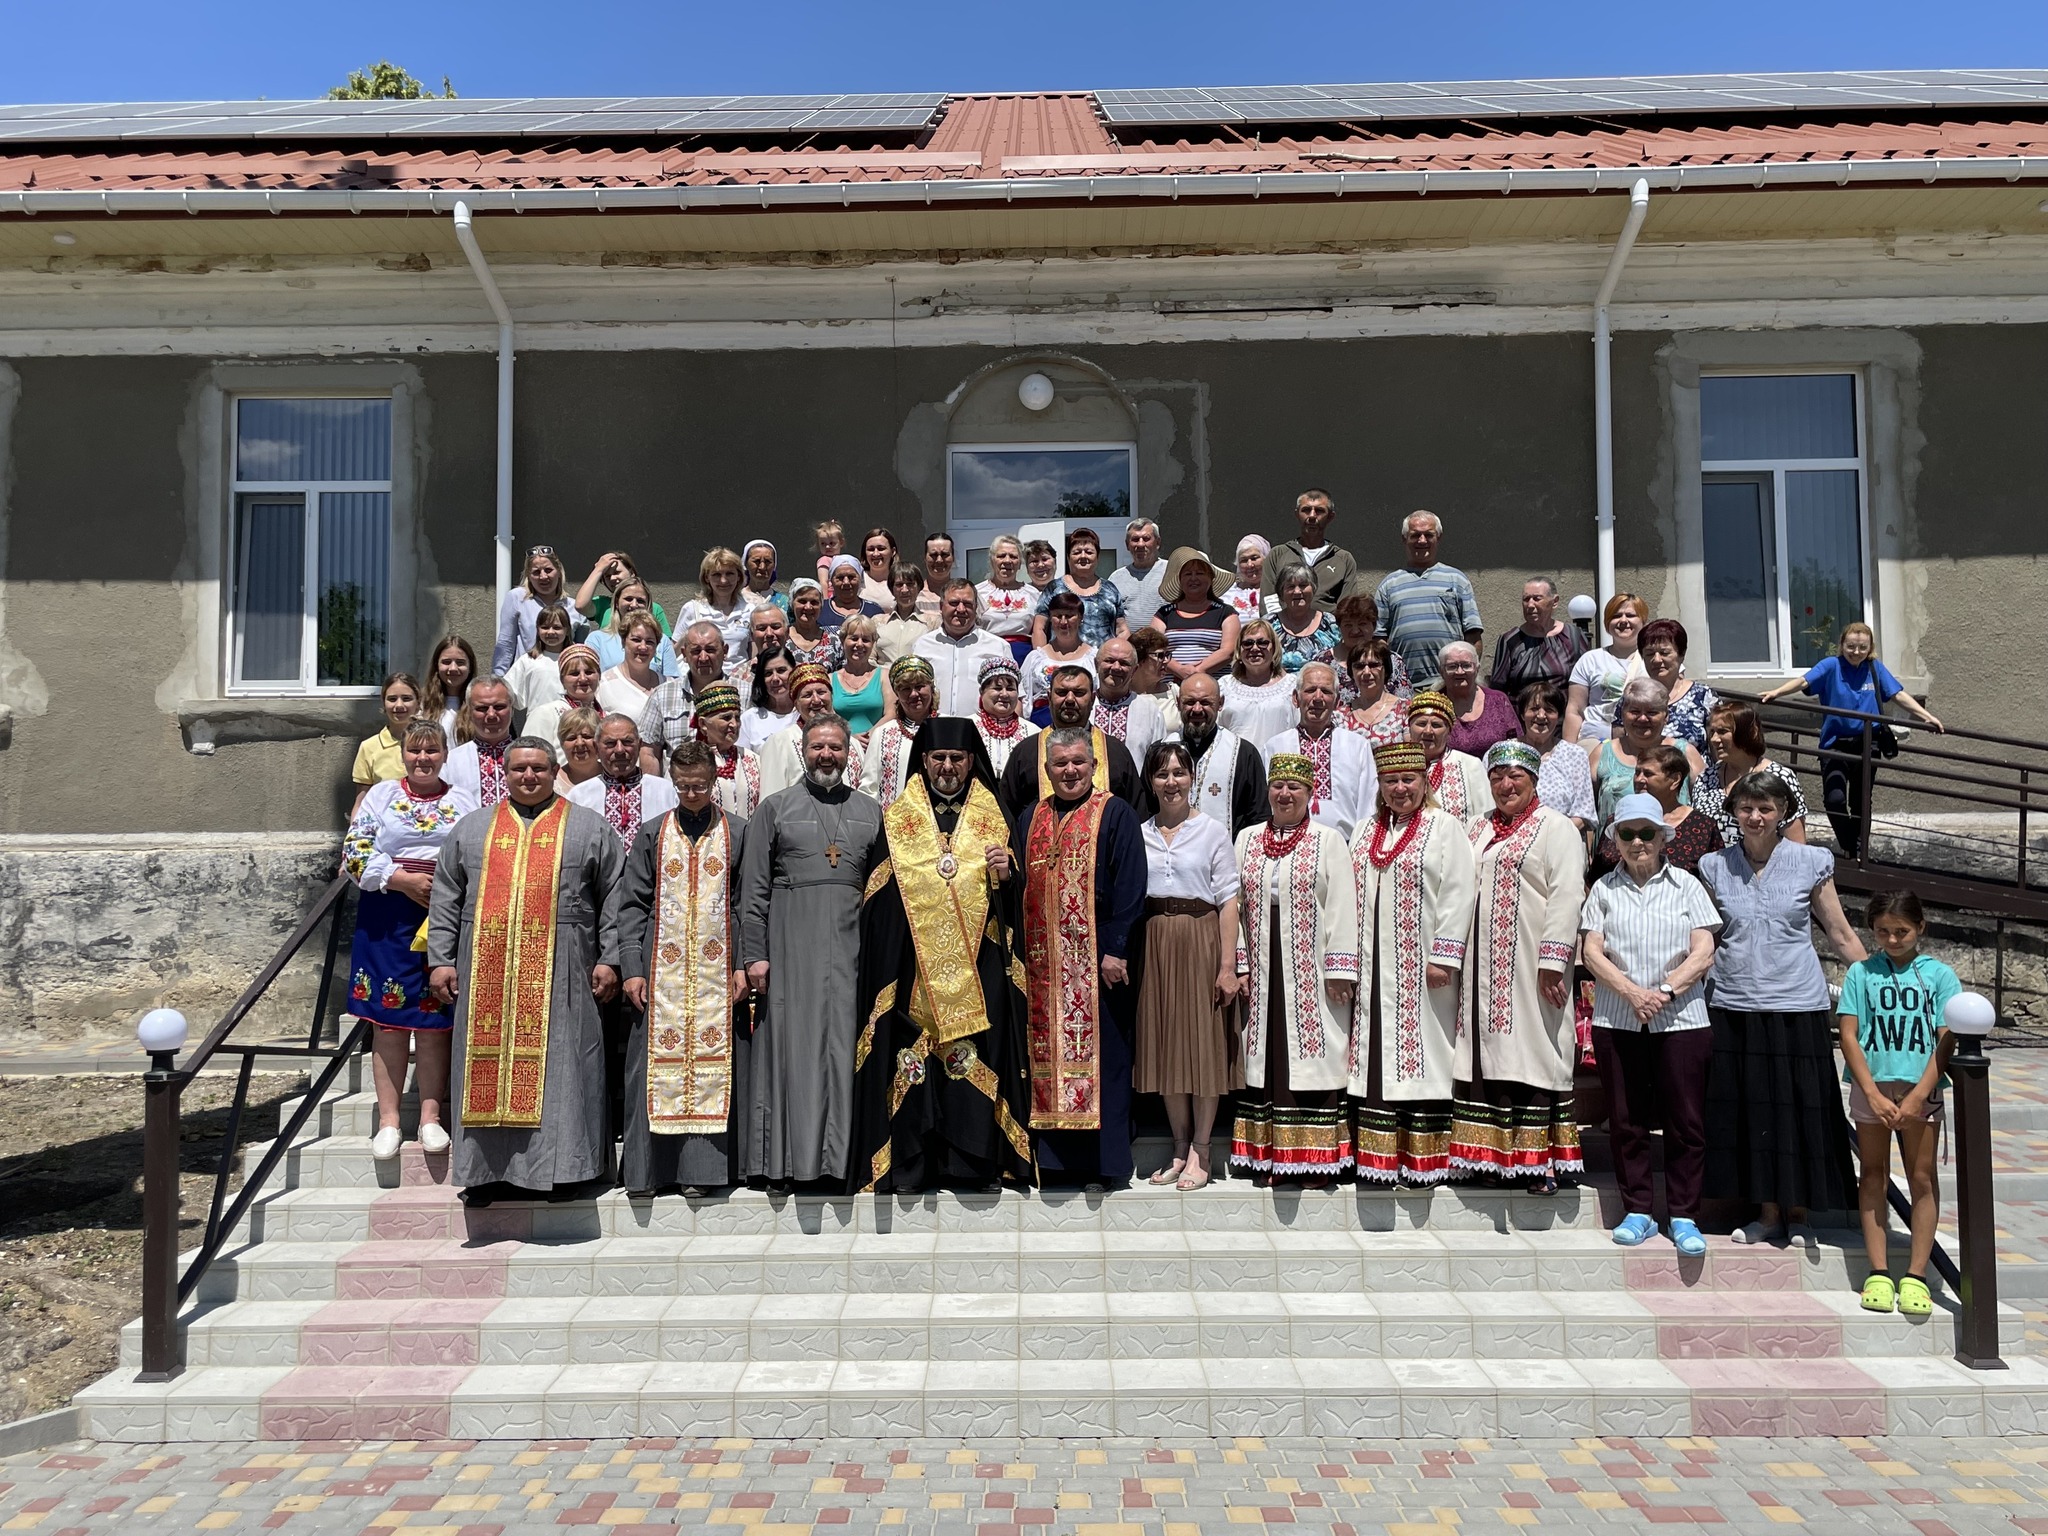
[1786,1221,1819,1251]
[370,1126,403,1161]
[418,1122,451,1155]
[1730,1219,1785,1245]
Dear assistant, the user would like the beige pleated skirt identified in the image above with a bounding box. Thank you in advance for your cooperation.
[1135,898,1245,1097]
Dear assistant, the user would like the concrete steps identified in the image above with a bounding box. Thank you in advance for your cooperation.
[73,1058,2048,1442]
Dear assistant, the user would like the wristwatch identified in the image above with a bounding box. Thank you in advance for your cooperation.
[1656,982,1677,999]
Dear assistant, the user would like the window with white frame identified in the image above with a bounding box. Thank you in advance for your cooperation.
[947,442,1135,580]
[1699,373,1869,672]
[228,397,393,694]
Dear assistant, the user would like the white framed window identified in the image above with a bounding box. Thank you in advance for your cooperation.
[227,396,393,695]
[947,442,1135,581]
[1699,372,1870,673]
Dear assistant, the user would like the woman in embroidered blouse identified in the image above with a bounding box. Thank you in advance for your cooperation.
[351,672,421,813]
[1030,525,1128,649]
[1134,740,1242,1192]
[504,604,575,713]
[675,547,752,662]
[784,578,837,668]
[1273,564,1342,675]
[1222,535,1273,624]
[1700,769,1865,1246]
[341,720,477,1162]
[1637,619,1717,754]
[1515,678,1595,835]
[1218,620,1298,750]
[420,635,476,745]
[524,645,603,751]
[1440,641,1522,759]
[973,656,1038,775]
[1343,640,1409,748]
[1405,689,1490,830]
[1346,740,1476,1189]
[976,535,1038,661]
[1697,701,1808,846]
[1449,741,1589,1195]
[554,708,604,794]
[1230,754,1360,1186]
[596,611,666,718]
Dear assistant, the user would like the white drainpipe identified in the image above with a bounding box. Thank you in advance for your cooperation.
[1592,177,1651,625]
[451,201,515,605]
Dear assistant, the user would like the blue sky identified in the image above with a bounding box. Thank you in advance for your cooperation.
[1,0,2043,103]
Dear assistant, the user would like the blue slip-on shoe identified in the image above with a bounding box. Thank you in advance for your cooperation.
[1669,1218,1708,1257]
[1611,1213,1657,1246]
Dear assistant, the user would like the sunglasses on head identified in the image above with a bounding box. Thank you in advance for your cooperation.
[1614,826,1661,843]
[527,545,557,558]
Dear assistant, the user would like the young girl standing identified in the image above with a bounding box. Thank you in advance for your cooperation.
[1839,891,1958,1317]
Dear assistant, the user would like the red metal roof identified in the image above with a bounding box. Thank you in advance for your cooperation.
[0,96,2044,196]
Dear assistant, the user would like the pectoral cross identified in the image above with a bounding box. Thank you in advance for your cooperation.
[826,842,842,868]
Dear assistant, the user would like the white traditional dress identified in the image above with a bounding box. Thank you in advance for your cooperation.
[1426,748,1491,831]
[1263,725,1377,840]
[858,717,922,807]
[710,746,762,819]
[1230,819,1361,1180]
[566,770,680,848]
[1450,803,1588,1183]
[1345,806,1476,1185]
[974,713,1039,776]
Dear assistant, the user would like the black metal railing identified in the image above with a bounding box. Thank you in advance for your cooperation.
[138,874,368,1380]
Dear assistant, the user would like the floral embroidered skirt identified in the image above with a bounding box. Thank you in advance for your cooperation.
[347,885,449,1032]
[1230,938,1352,1180]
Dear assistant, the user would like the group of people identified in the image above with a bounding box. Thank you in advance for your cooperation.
[335,494,1959,1308]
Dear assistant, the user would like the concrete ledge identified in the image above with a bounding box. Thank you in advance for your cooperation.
[0,1405,85,1456]
[177,697,382,751]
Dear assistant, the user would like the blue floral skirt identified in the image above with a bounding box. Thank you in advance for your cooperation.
[347,885,449,1032]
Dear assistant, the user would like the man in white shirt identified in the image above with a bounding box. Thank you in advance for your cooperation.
[1107,518,1166,628]
[1091,636,1166,768]
[567,713,680,846]
[913,580,1013,717]
[1263,662,1376,839]
[445,677,517,808]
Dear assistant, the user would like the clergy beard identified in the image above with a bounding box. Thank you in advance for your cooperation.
[929,773,967,800]
[806,766,845,790]
[1183,724,1215,759]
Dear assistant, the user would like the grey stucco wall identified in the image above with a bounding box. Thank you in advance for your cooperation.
[0,325,2041,843]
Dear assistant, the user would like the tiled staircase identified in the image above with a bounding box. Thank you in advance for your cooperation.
[76,1058,2048,1442]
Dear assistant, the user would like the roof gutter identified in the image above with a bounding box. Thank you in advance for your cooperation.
[1592,178,1651,622]
[451,200,515,603]
[2,153,2047,217]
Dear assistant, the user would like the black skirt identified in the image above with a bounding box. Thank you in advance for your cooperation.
[1702,1006,1855,1212]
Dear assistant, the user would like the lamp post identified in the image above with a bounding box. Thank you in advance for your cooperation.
[136,1007,189,1381]
[1945,991,2005,1370]
[1567,594,1598,650]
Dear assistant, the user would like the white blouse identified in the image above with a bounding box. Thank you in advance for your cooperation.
[738,705,799,753]
[677,596,752,661]
[504,651,567,712]
[341,778,479,892]
[1141,812,1239,905]
[976,580,1037,638]
[1218,673,1298,751]
[596,668,655,718]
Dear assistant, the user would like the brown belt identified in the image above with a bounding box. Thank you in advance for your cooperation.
[1146,897,1218,918]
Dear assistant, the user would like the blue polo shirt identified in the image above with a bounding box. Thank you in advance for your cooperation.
[1803,654,1904,752]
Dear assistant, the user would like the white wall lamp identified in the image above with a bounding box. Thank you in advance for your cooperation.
[1017,372,1055,411]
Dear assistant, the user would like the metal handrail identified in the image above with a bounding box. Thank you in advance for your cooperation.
[138,874,362,1380]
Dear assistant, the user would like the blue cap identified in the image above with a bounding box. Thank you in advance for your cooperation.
[1611,792,1667,832]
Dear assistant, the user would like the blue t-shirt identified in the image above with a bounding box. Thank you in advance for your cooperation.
[1803,654,1903,751]
[1838,952,1958,1084]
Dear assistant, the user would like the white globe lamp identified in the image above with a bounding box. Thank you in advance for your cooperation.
[137,1007,189,1063]
[1567,595,1597,622]
[1945,991,1997,1054]
[1017,372,1056,412]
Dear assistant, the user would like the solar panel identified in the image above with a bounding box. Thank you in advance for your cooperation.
[1094,68,2048,125]
[0,92,950,141]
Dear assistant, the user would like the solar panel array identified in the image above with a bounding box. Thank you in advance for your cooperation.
[1094,68,2048,126]
[0,93,948,142]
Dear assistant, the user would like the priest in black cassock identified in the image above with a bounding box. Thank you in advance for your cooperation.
[999,664,1150,824]
[1013,726,1148,1188]
[1174,673,1268,836]
[850,719,1034,1193]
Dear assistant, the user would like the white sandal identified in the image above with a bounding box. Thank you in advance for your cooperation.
[370,1126,403,1161]
[418,1121,451,1155]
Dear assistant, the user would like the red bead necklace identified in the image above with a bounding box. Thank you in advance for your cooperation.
[1486,798,1541,844]
[1366,808,1426,869]
[978,710,1021,741]
[1260,816,1313,860]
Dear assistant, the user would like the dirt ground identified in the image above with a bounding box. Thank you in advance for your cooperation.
[0,1072,303,1421]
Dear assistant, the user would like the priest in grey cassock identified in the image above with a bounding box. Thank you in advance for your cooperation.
[1174,673,1267,836]
[736,710,886,1188]
[428,737,625,1204]
[618,742,750,1196]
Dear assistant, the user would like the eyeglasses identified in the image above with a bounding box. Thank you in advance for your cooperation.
[1614,826,1662,843]
[1239,638,1273,649]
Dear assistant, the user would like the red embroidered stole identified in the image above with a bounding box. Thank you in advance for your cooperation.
[1035,727,1112,800]
[1023,790,1108,1129]
[644,814,734,1133]
[460,800,569,1127]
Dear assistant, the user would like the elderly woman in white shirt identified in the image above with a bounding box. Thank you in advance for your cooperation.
[1134,739,1243,1192]
[1580,792,1723,1256]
